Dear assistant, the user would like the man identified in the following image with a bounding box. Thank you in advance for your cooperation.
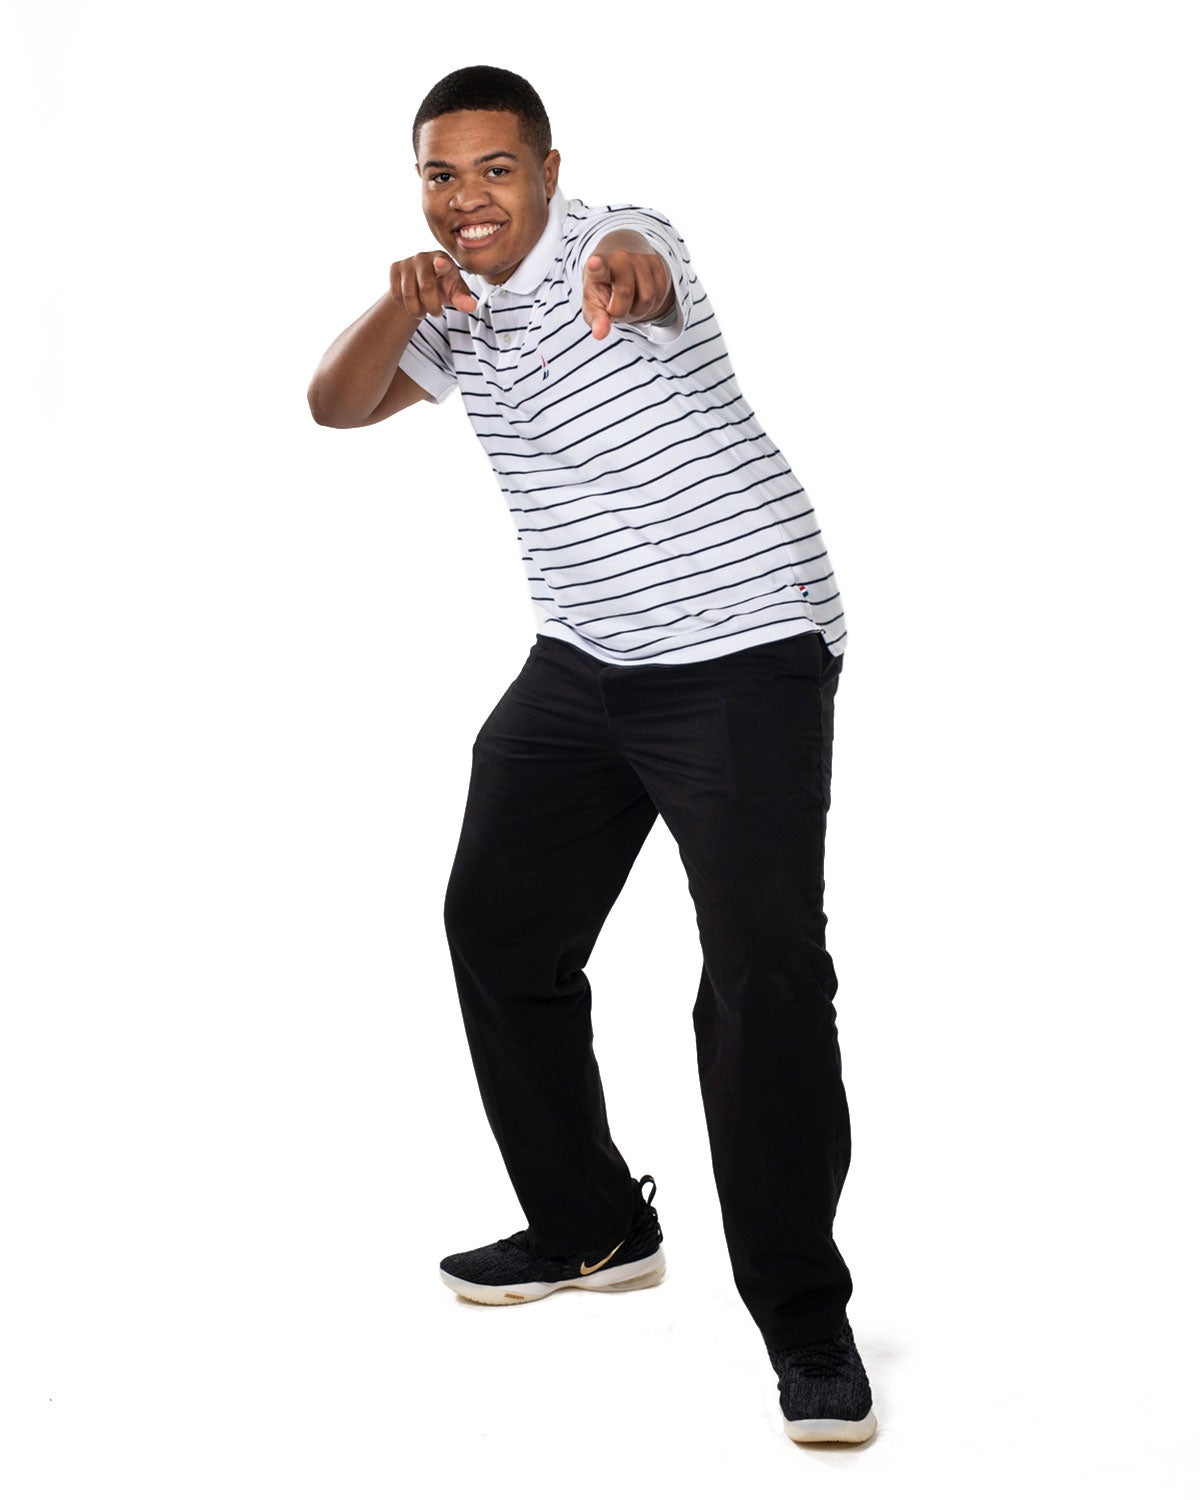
[307,65,876,1447]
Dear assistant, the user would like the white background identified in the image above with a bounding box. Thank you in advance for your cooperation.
[3,2,1197,1495]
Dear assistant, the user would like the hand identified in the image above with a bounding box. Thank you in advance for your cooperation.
[389,251,477,319]
[582,250,673,341]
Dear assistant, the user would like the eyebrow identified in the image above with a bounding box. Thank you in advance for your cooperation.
[421,150,520,171]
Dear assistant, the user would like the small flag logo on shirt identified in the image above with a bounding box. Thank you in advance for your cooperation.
[540,351,549,380]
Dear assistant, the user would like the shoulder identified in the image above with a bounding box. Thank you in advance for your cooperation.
[564,198,683,240]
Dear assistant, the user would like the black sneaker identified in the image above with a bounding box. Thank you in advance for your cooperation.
[439,1174,665,1305]
[768,1316,878,1444]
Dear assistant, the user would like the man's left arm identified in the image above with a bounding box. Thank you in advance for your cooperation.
[582,229,682,342]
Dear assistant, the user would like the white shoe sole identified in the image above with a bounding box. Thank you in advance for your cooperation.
[783,1406,878,1444]
[440,1247,666,1305]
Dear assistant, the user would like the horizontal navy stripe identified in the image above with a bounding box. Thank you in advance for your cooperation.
[542,515,814,593]
[447,297,714,393]
[510,458,801,532]
[510,420,774,525]
[588,582,807,641]
[529,495,818,571]
[493,396,763,488]
[558,571,840,632]
[521,479,807,571]
[510,408,762,492]
[477,351,741,456]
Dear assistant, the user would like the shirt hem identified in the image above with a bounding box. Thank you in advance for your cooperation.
[534,615,836,666]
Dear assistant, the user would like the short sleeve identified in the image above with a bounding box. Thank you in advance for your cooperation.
[398,316,458,404]
[572,206,695,347]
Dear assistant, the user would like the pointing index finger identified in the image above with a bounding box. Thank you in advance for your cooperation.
[434,254,477,313]
[582,254,611,339]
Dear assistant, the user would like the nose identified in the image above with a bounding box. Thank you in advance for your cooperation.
[449,176,492,214]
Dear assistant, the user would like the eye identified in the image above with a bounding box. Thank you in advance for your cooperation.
[427,172,452,185]
[486,167,510,178]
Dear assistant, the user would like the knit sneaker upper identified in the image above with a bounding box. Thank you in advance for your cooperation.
[768,1317,874,1423]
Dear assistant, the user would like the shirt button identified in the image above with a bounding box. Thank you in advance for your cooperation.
[501,334,513,347]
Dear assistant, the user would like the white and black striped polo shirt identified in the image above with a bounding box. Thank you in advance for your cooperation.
[399,186,846,665]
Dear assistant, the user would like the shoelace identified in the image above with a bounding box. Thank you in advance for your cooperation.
[636,1174,661,1239]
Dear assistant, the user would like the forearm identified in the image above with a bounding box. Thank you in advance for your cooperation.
[307,291,424,427]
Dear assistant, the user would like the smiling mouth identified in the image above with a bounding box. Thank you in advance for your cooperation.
[456,222,505,246]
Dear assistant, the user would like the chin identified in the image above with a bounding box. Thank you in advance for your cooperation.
[478,258,516,283]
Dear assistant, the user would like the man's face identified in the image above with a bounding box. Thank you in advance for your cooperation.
[415,110,560,286]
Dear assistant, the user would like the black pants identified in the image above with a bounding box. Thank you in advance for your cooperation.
[442,627,853,1350]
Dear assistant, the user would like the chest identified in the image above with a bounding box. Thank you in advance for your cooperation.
[451,280,653,443]
[463,289,552,398]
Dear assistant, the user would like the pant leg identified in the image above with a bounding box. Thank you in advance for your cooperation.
[442,640,659,1255]
[601,629,852,1349]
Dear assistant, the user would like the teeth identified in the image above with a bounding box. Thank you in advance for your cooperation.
[460,223,500,240]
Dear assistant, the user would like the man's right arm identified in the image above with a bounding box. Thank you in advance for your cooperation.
[307,253,476,428]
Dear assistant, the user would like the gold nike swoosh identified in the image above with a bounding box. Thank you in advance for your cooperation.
[579,1239,625,1276]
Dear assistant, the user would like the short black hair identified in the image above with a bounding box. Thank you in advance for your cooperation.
[411,66,552,163]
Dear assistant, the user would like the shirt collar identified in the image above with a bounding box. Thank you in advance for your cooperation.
[462,186,568,309]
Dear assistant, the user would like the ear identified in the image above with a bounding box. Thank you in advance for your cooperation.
[543,149,561,200]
